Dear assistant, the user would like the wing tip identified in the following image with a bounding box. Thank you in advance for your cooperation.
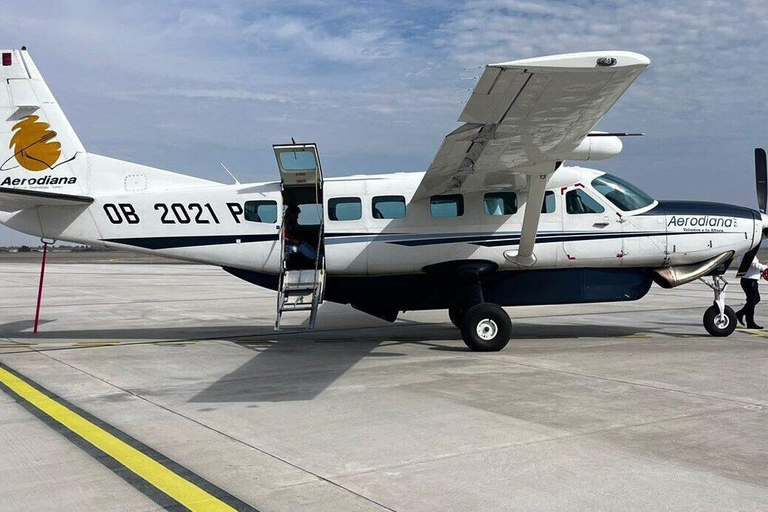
[490,50,650,70]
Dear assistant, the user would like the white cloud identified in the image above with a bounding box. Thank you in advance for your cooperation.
[244,13,406,62]
[117,88,296,103]
[437,0,768,123]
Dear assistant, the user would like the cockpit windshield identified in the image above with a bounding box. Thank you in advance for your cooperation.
[591,173,655,212]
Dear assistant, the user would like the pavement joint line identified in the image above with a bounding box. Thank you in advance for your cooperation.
[486,357,768,409]
[323,405,748,482]
[0,337,234,354]
[0,360,258,512]
[32,350,397,512]
[0,296,260,310]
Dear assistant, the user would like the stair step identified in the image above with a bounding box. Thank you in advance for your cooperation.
[283,284,318,291]
[282,301,313,308]
[279,305,315,312]
[283,292,314,301]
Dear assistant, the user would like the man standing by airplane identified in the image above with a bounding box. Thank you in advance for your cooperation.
[737,256,767,329]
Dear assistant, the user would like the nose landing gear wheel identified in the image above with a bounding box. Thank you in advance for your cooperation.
[703,305,737,337]
[460,303,511,351]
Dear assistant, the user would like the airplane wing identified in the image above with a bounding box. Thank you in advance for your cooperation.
[0,187,93,212]
[416,51,650,265]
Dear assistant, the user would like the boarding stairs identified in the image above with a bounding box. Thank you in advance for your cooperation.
[275,220,325,331]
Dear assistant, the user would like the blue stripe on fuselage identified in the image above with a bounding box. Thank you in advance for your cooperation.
[105,228,726,251]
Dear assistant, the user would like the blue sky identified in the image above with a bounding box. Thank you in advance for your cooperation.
[2,0,768,244]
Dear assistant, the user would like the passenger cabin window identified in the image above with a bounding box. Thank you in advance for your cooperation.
[541,191,556,214]
[372,195,406,219]
[297,204,322,226]
[430,194,464,217]
[484,192,518,216]
[244,201,278,223]
[328,197,362,221]
[591,173,654,211]
[566,189,605,214]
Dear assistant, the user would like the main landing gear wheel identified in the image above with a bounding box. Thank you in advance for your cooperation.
[448,306,464,328]
[703,305,737,337]
[460,303,511,352]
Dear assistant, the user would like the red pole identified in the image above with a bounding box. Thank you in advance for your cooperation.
[33,242,48,334]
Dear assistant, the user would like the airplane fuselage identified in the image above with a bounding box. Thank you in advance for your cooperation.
[3,164,761,315]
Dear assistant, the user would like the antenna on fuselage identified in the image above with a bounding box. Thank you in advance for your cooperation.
[219,162,240,185]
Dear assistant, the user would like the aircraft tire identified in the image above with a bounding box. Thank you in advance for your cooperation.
[460,304,511,352]
[448,306,465,328]
[703,305,737,337]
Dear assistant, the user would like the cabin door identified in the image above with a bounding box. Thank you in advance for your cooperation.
[559,185,624,266]
[273,142,325,261]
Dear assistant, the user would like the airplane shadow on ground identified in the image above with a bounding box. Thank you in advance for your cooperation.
[189,322,682,404]
[0,318,696,403]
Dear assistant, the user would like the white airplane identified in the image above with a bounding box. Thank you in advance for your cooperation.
[1,48,765,351]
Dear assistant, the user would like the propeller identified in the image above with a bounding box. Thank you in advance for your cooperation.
[736,148,767,277]
[756,147,767,214]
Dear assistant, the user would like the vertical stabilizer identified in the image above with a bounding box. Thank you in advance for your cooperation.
[0,48,87,194]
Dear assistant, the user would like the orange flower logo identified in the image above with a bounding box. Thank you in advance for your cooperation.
[8,115,61,171]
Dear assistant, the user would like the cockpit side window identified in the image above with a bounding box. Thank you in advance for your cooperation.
[591,173,654,211]
[566,189,604,214]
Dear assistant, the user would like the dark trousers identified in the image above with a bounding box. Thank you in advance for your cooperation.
[739,279,761,325]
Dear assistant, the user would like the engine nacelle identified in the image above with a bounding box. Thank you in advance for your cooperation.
[558,135,623,161]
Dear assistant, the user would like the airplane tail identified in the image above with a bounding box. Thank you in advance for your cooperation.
[0,48,88,195]
[0,48,217,200]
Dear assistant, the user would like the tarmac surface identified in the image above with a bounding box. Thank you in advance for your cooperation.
[1,256,768,511]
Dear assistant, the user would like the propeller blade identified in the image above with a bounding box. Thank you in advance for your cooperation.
[756,148,767,213]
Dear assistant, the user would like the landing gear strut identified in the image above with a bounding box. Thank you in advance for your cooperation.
[700,275,737,337]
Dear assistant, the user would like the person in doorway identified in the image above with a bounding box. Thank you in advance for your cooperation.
[736,255,767,329]
[283,205,318,261]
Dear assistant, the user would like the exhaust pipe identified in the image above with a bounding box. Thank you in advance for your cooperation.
[651,251,734,289]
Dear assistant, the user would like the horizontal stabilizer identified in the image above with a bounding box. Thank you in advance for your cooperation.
[0,186,93,212]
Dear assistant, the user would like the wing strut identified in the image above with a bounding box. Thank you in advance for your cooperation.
[505,172,549,266]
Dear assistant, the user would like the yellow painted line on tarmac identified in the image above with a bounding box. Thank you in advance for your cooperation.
[73,342,119,347]
[0,344,34,349]
[740,329,768,337]
[0,363,250,511]
[621,333,651,338]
